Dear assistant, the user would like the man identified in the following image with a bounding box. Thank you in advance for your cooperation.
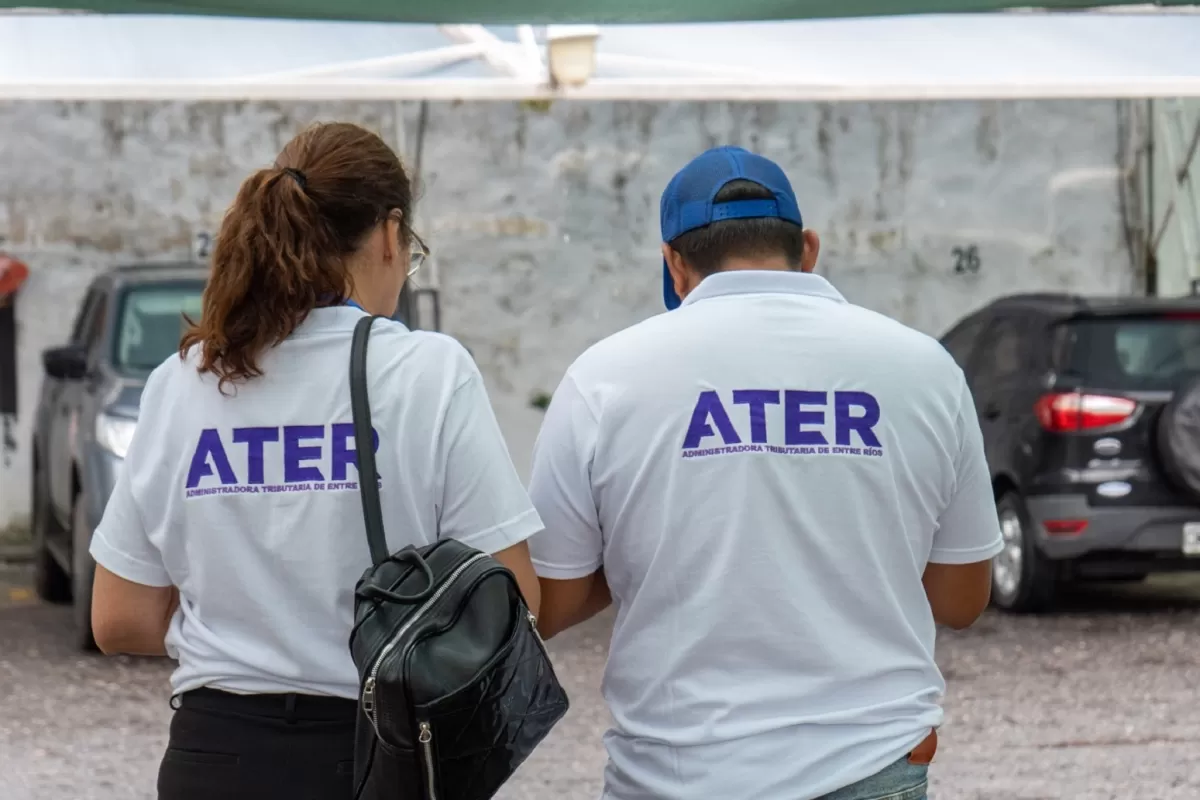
[526,146,1002,800]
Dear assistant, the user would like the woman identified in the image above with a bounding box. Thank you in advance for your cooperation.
[87,122,544,800]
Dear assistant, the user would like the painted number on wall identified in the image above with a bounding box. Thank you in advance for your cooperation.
[952,245,981,275]
[194,232,214,261]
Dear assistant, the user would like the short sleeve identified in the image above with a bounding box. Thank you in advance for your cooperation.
[89,461,172,587]
[929,377,1005,565]
[436,369,544,555]
[526,372,604,580]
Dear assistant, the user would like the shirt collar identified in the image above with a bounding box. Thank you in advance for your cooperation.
[291,305,409,336]
[679,270,846,308]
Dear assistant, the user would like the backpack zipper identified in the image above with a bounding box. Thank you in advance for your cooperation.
[418,721,437,800]
[527,611,547,648]
[360,551,489,735]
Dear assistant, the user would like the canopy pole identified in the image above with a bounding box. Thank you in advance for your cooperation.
[439,24,544,81]
[516,25,542,72]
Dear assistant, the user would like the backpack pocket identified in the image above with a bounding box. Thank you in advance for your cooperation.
[412,606,568,800]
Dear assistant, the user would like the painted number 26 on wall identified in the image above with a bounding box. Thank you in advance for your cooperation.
[952,245,981,275]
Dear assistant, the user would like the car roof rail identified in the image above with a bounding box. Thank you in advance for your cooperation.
[988,292,1088,310]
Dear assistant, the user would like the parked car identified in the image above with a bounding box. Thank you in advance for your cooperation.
[31,264,207,648]
[940,292,1200,612]
[32,262,439,649]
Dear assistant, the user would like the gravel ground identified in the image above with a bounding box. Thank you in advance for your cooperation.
[3,561,1200,800]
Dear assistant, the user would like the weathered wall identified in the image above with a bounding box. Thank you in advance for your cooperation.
[0,99,1136,530]
[1147,98,1200,297]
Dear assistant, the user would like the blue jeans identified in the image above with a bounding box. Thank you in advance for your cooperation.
[817,757,928,800]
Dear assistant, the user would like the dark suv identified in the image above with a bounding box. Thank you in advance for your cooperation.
[941,293,1200,612]
[31,263,438,649]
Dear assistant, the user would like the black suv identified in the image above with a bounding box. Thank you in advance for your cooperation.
[941,293,1200,612]
[31,263,437,649]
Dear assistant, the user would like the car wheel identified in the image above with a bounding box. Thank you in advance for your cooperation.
[71,495,98,652]
[991,492,1057,613]
[31,466,71,604]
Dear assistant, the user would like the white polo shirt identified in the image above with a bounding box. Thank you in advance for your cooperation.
[528,271,1003,800]
[90,306,543,699]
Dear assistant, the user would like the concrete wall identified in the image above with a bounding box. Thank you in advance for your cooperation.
[1146,98,1200,297]
[0,98,1137,531]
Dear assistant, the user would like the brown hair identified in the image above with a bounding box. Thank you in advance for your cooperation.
[181,122,415,392]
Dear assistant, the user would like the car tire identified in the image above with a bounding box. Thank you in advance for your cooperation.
[71,495,98,652]
[31,466,71,604]
[991,492,1057,613]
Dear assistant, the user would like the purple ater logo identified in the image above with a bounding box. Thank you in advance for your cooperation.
[682,390,882,452]
[185,424,381,489]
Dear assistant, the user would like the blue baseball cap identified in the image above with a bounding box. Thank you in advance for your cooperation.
[659,146,804,310]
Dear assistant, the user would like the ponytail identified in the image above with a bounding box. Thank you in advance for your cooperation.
[180,122,414,393]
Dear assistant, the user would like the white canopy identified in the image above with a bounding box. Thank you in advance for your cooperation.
[2,9,1200,101]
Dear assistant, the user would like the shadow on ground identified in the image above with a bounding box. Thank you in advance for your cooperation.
[1049,573,1200,614]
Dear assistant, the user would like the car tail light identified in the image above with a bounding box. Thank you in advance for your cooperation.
[1043,519,1088,536]
[1034,392,1137,432]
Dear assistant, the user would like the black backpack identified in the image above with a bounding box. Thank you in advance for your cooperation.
[346,315,569,800]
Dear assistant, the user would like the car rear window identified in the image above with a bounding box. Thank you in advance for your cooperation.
[113,282,204,373]
[1059,314,1200,390]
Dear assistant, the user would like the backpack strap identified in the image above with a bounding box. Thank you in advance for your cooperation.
[349,315,437,602]
[349,315,390,566]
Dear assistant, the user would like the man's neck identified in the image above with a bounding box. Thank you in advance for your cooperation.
[718,257,796,273]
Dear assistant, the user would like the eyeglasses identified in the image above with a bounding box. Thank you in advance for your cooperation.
[384,210,429,279]
[408,234,429,279]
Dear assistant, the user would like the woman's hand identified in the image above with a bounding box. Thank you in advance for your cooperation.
[91,565,179,657]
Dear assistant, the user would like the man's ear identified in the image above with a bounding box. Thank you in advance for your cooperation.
[800,230,821,273]
[662,244,691,301]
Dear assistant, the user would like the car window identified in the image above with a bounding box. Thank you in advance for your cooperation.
[1062,315,1200,390]
[113,282,205,373]
[974,316,1025,383]
[84,296,108,355]
[69,289,103,344]
[940,315,986,369]
[1050,322,1073,370]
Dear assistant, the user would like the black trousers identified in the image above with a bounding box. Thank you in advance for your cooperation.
[158,688,358,800]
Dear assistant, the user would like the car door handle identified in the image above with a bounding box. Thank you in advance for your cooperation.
[983,404,1002,420]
